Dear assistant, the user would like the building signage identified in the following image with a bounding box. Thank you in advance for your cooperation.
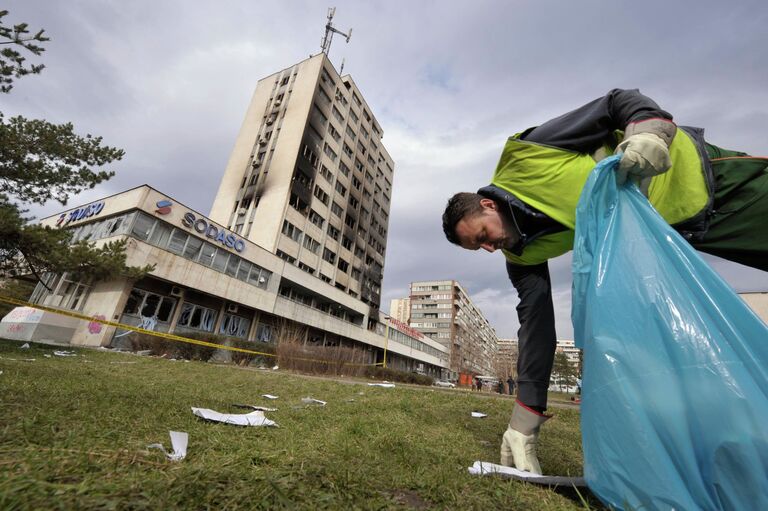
[56,201,105,226]
[181,212,246,253]
[388,317,425,340]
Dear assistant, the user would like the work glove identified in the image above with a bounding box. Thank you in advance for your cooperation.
[500,402,551,475]
[615,119,676,195]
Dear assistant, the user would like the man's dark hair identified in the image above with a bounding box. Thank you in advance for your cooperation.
[442,192,484,245]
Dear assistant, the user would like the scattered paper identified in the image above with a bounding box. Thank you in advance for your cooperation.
[368,383,395,388]
[471,412,487,418]
[54,350,77,357]
[231,404,277,412]
[20,343,30,349]
[272,365,279,370]
[261,394,279,400]
[43,354,52,358]
[110,361,138,364]
[192,407,277,427]
[301,397,326,406]
[467,461,586,487]
[148,431,188,461]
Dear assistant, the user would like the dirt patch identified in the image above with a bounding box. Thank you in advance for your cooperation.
[386,489,431,510]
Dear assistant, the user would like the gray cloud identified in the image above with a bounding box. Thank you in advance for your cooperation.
[6,0,768,340]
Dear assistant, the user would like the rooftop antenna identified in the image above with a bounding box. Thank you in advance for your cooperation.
[339,57,346,75]
[320,7,352,56]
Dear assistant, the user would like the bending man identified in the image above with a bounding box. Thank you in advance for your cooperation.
[442,88,767,474]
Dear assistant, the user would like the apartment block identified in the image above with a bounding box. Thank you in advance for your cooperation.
[408,280,498,377]
[209,53,393,321]
[388,298,411,324]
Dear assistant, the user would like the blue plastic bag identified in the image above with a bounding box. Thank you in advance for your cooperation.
[572,156,768,510]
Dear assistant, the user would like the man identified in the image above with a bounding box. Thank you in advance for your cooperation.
[442,88,768,475]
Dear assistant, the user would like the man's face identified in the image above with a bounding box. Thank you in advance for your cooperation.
[455,199,518,253]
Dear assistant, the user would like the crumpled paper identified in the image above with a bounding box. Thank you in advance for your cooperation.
[148,431,188,461]
[301,397,326,406]
[471,412,487,418]
[467,461,586,487]
[192,407,277,427]
[367,382,395,388]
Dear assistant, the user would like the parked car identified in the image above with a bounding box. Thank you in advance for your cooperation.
[434,380,456,388]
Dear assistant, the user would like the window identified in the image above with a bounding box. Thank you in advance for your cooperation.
[332,106,344,124]
[322,248,336,264]
[351,267,361,280]
[317,86,331,104]
[280,76,289,86]
[237,261,252,281]
[281,220,303,242]
[302,145,319,168]
[276,249,296,263]
[345,125,356,140]
[349,108,359,124]
[357,140,367,155]
[341,236,353,250]
[149,221,171,247]
[122,288,176,322]
[361,126,369,139]
[327,224,340,241]
[319,164,333,183]
[363,110,371,123]
[313,185,329,206]
[351,93,362,107]
[352,176,361,191]
[339,161,350,177]
[335,181,347,197]
[344,214,356,229]
[177,302,217,332]
[323,143,338,162]
[298,262,315,275]
[303,234,320,253]
[349,196,359,210]
[167,229,188,254]
[220,313,250,338]
[183,235,203,260]
[355,159,364,172]
[211,250,230,272]
[225,255,240,276]
[337,258,349,273]
[342,143,353,158]
[328,123,341,142]
[309,210,325,228]
[331,201,343,218]
[39,273,92,311]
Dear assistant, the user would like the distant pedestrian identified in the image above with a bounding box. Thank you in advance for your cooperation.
[475,377,482,392]
[507,376,515,396]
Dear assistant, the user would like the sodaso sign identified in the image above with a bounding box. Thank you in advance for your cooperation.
[181,212,246,253]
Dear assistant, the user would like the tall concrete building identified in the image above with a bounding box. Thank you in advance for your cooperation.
[1,52,450,378]
[389,298,411,324]
[408,280,498,378]
[209,53,393,322]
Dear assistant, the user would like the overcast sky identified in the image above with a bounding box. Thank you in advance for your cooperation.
[5,0,768,339]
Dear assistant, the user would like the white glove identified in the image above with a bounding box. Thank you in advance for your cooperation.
[500,426,542,474]
[615,132,672,190]
[500,402,551,474]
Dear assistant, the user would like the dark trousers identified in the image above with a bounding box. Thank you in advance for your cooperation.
[692,145,768,271]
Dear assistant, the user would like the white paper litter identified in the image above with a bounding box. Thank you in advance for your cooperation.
[301,397,327,406]
[148,431,188,461]
[261,394,279,400]
[367,383,395,388]
[192,407,277,427]
[471,412,487,418]
[272,365,279,370]
[54,350,77,357]
[20,343,30,349]
[43,354,52,358]
[467,461,586,486]
[231,404,278,412]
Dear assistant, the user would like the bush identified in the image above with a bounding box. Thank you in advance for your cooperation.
[231,339,276,367]
[365,366,435,386]
[128,332,167,355]
[276,338,369,377]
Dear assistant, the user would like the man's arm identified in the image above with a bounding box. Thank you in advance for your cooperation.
[522,88,673,153]
[506,261,558,411]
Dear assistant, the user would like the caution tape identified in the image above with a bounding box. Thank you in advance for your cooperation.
[0,294,383,368]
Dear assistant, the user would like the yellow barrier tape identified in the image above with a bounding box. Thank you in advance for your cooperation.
[0,294,383,368]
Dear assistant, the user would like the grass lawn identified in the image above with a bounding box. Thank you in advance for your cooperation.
[0,340,603,510]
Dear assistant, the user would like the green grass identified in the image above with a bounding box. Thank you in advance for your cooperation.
[0,340,604,510]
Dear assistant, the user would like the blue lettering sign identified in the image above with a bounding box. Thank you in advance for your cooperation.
[180,212,246,253]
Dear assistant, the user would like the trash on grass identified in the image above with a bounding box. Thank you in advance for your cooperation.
[43,354,51,358]
[20,343,30,349]
[471,412,487,418]
[468,461,586,487]
[148,431,188,461]
[272,365,279,370]
[231,404,277,412]
[301,397,326,406]
[192,407,277,427]
[367,382,395,388]
[261,394,279,400]
[53,350,77,357]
